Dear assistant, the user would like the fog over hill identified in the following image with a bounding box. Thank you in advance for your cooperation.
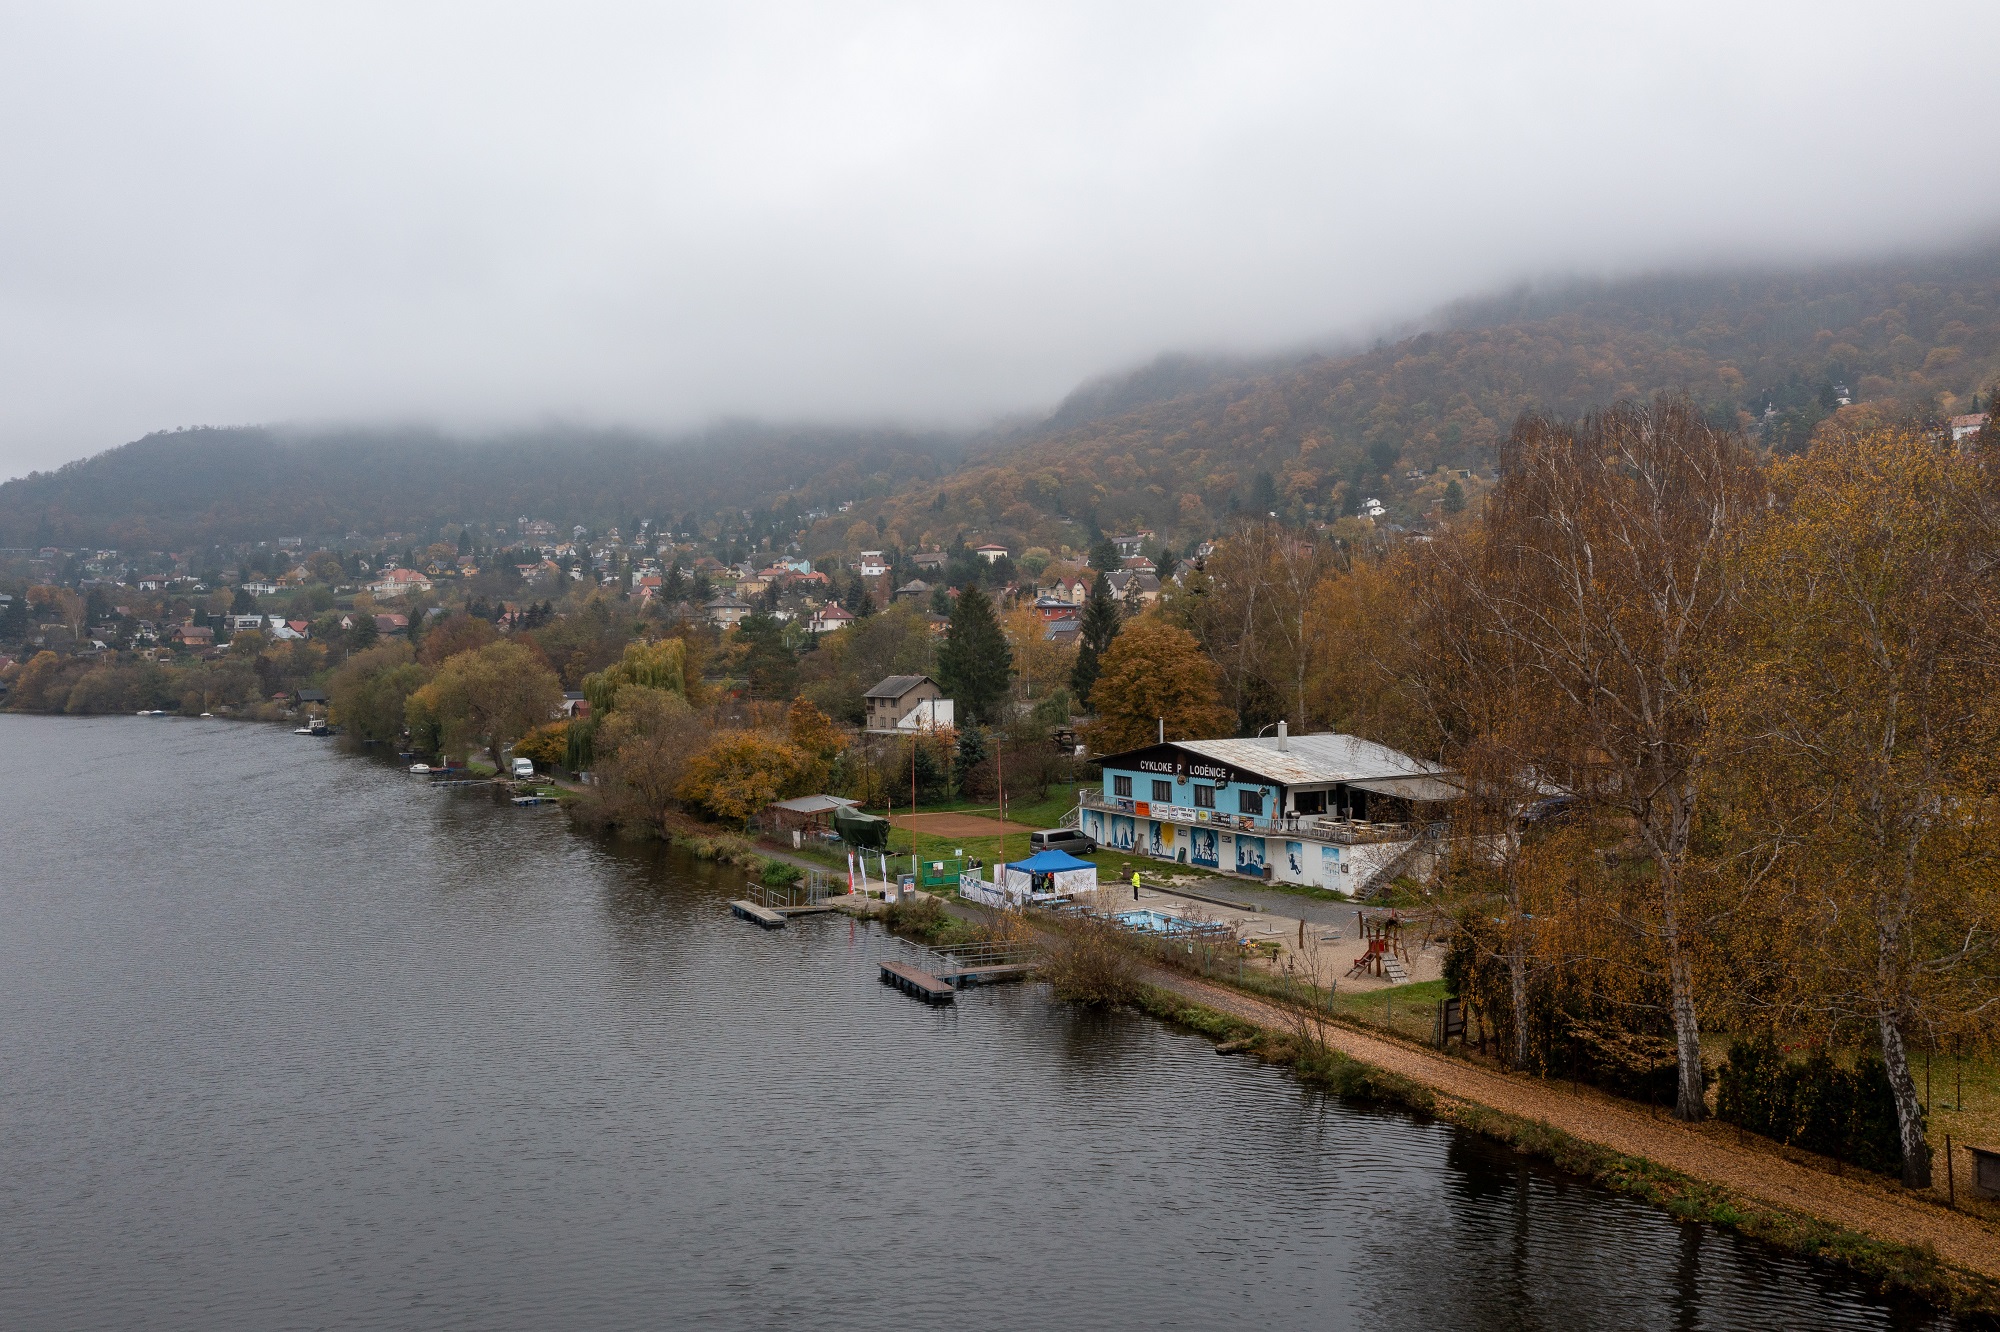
[6,242,1997,552]
[3,7,1997,475]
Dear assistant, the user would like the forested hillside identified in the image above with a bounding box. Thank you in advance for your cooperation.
[841,245,2000,555]
[6,243,1998,554]
[0,423,964,550]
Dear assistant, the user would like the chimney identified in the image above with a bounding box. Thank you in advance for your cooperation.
[1277,720,1289,751]
[1158,717,1165,744]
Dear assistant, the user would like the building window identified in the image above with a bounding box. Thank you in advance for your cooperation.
[1152,779,1172,803]
[1239,789,1263,816]
[1193,785,1215,809]
[1113,774,1132,797]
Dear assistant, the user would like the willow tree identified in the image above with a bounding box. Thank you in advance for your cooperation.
[1714,424,2000,1186]
[1470,397,1764,1120]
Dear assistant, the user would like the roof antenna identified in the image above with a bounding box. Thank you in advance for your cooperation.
[1158,717,1164,744]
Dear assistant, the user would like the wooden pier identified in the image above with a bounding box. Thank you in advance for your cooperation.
[879,959,958,1003]
[729,899,787,929]
[936,961,1036,986]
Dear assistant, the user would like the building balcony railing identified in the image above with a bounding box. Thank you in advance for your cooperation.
[1078,790,1427,845]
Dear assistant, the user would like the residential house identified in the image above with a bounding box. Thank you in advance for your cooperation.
[1952,413,1991,444]
[894,579,931,602]
[974,543,1010,564]
[1110,531,1154,558]
[292,688,329,710]
[560,691,590,719]
[856,550,890,579]
[704,595,752,628]
[911,551,948,573]
[369,568,433,598]
[1120,555,1157,574]
[1044,617,1081,647]
[1033,595,1080,620]
[1105,570,1162,606]
[1047,573,1090,604]
[373,613,409,635]
[864,674,945,733]
[807,605,856,635]
[171,623,213,647]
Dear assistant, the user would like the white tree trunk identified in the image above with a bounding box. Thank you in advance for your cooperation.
[1876,1011,1932,1189]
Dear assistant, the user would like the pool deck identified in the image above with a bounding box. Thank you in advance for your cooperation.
[1106,882,1444,992]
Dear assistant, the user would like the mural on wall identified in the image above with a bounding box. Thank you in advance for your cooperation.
[1236,836,1266,874]
[1109,815,1136,852]
[1285,841,1305,878]
[1321,844,1343,888]
[1147,821,1168,858]
[1190,827,1219,869]
[1083,810,1105,844]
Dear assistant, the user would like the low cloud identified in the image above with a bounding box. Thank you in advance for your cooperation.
[1,1,1995,475]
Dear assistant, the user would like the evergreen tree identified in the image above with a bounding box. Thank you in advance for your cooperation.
[935,583,1011,725]
[953,724,987,795]
[1069,572,1121,706]
[1443,478,1466,514]
[735,612,797,699]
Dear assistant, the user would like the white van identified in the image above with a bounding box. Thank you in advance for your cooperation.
[511,757,535,779]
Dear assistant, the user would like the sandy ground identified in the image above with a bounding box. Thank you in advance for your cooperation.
[889,811,1038,838]
[1092,884,1446,991]
[1149,968,2000,1281]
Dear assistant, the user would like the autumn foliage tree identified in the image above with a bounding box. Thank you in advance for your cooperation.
[1466,397,1765,1120]
[677,731,815,827]
[405,640,563,767]
[1083,618,1234,753]
[1711,424,2000,1184]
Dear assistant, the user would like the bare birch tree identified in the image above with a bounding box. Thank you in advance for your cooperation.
[1466,397,1763,1119]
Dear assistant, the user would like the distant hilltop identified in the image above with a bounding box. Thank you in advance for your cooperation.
[3,241,1996,555]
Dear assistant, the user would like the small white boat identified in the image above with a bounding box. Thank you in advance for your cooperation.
[408,763,432,775]
[293,726,315,735]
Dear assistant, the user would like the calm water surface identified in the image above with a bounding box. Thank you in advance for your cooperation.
[0,716,1965,1329]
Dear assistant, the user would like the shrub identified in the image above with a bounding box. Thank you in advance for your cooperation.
[1041,915,1139,1007]
[1716,1033,1907,1175]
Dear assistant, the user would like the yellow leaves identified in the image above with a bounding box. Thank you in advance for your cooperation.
[677,730,814,827]
[1083,617,1233,753]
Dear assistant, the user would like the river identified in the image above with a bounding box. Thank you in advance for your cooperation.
[0,715,1964,1329]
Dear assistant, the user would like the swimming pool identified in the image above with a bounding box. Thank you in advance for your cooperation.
[1114,908,1211,936]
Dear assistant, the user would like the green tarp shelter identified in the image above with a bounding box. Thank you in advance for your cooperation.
[833,806,892,850]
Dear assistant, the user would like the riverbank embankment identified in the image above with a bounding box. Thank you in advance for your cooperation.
[830,885,2000,1313]
[1136,966,2000,1314]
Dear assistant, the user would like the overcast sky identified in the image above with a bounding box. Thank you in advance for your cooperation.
[1,2,1996,477]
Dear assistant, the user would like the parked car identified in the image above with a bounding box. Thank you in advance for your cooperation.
[1029,827,1096,855]
[511,757,535,779]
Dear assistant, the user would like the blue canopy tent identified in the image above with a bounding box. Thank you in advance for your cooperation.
[1008,849,1096,873]
[999,847,1098,901]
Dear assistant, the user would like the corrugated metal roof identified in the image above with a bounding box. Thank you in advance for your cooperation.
[1172,733,1449,787]
[1347,774,1463,803]
[770,795,861,814]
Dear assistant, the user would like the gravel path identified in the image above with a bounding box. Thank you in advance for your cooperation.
[1149,968,2000,1280]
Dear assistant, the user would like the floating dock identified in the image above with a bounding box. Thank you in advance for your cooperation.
[878,959,957,1003]
[729,899,787,929]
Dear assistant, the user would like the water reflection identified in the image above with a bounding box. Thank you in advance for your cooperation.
[0,716,1963,1331]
